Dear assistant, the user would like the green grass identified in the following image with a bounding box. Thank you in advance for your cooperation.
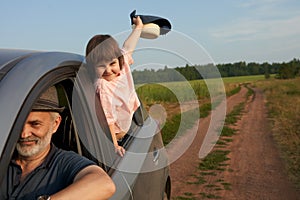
[221,182,232,190]
[173,193,197,200]
[222,74,268,84]
[219,126,237,137]
[198,150,230,171]
[136,80,209,105]
[200,171,217,176]
[161,107,199,145]
[199,192,222,199]
[136,75,266,105]
[161,100,215,146]
[187,175,207,185]
[226,85,241,97]
[200,103,212,118]
[225,102,244,125]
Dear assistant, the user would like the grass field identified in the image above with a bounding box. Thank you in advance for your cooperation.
[136,75,266,105]
[135,75,265,145]
[222,74,267,84]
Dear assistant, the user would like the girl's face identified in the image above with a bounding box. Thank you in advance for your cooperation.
[95,58,121,81]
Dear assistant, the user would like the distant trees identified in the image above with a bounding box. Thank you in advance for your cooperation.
[276,59,300,79]
[175,64,202,80]
[132,66,186,83]
[132,58,300,84]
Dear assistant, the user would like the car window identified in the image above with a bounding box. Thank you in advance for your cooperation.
[52,81,103,166]
[51,83,80,153]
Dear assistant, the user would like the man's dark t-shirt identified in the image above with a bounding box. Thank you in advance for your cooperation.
[0,145,95,200]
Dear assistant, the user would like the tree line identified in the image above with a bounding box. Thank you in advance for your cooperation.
[132,58,300,84]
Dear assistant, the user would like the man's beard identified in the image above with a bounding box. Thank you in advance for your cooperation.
[16,129,53,157]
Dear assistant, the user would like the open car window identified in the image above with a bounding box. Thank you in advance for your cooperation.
[52,81,103,166]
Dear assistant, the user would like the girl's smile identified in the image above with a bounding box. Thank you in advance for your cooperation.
[96,58,121,81]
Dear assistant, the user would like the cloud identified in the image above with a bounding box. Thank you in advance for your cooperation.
[212,15,300,42]
[238,0,284,8]
[211,0,300,43]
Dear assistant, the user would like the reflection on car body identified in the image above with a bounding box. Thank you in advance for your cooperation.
[0,49,171,200]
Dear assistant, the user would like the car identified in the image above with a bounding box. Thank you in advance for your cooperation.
[0,49,171,200]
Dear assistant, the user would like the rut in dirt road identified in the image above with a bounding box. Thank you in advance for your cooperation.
[168,86,300,199]
[168,86,249,198]
[222,87,300,200]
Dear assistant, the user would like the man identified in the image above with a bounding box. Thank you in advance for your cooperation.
[0,86,116,200]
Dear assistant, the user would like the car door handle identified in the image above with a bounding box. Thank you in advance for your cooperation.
[153,148,160,163]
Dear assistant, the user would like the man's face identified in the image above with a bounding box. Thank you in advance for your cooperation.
[16,112,61,158]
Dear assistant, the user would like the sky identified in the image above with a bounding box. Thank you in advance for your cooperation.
[1,0,300,67]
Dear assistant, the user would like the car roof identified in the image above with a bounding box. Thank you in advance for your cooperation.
[0,49,38,79]
[0,49,37,68]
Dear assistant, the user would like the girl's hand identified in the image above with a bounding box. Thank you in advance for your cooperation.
[115,145,126,157]
[132,16,143,29]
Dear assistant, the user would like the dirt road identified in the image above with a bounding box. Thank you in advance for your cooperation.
[168,86,300,199]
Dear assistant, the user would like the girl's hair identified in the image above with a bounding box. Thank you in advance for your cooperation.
[85,35,124,71]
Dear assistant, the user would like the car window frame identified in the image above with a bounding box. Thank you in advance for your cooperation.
[0,64,81,183]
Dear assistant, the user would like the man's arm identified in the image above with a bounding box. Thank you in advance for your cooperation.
[50,165,116,200]
[122,16,143,61]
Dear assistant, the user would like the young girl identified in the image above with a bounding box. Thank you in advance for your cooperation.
[85,16,143,157]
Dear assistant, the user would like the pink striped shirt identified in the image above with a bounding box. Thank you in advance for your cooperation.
[95,51,140,133]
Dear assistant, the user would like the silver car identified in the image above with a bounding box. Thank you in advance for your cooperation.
[0,49,171,200]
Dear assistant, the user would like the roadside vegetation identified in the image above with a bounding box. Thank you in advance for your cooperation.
[254,77,300,188]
